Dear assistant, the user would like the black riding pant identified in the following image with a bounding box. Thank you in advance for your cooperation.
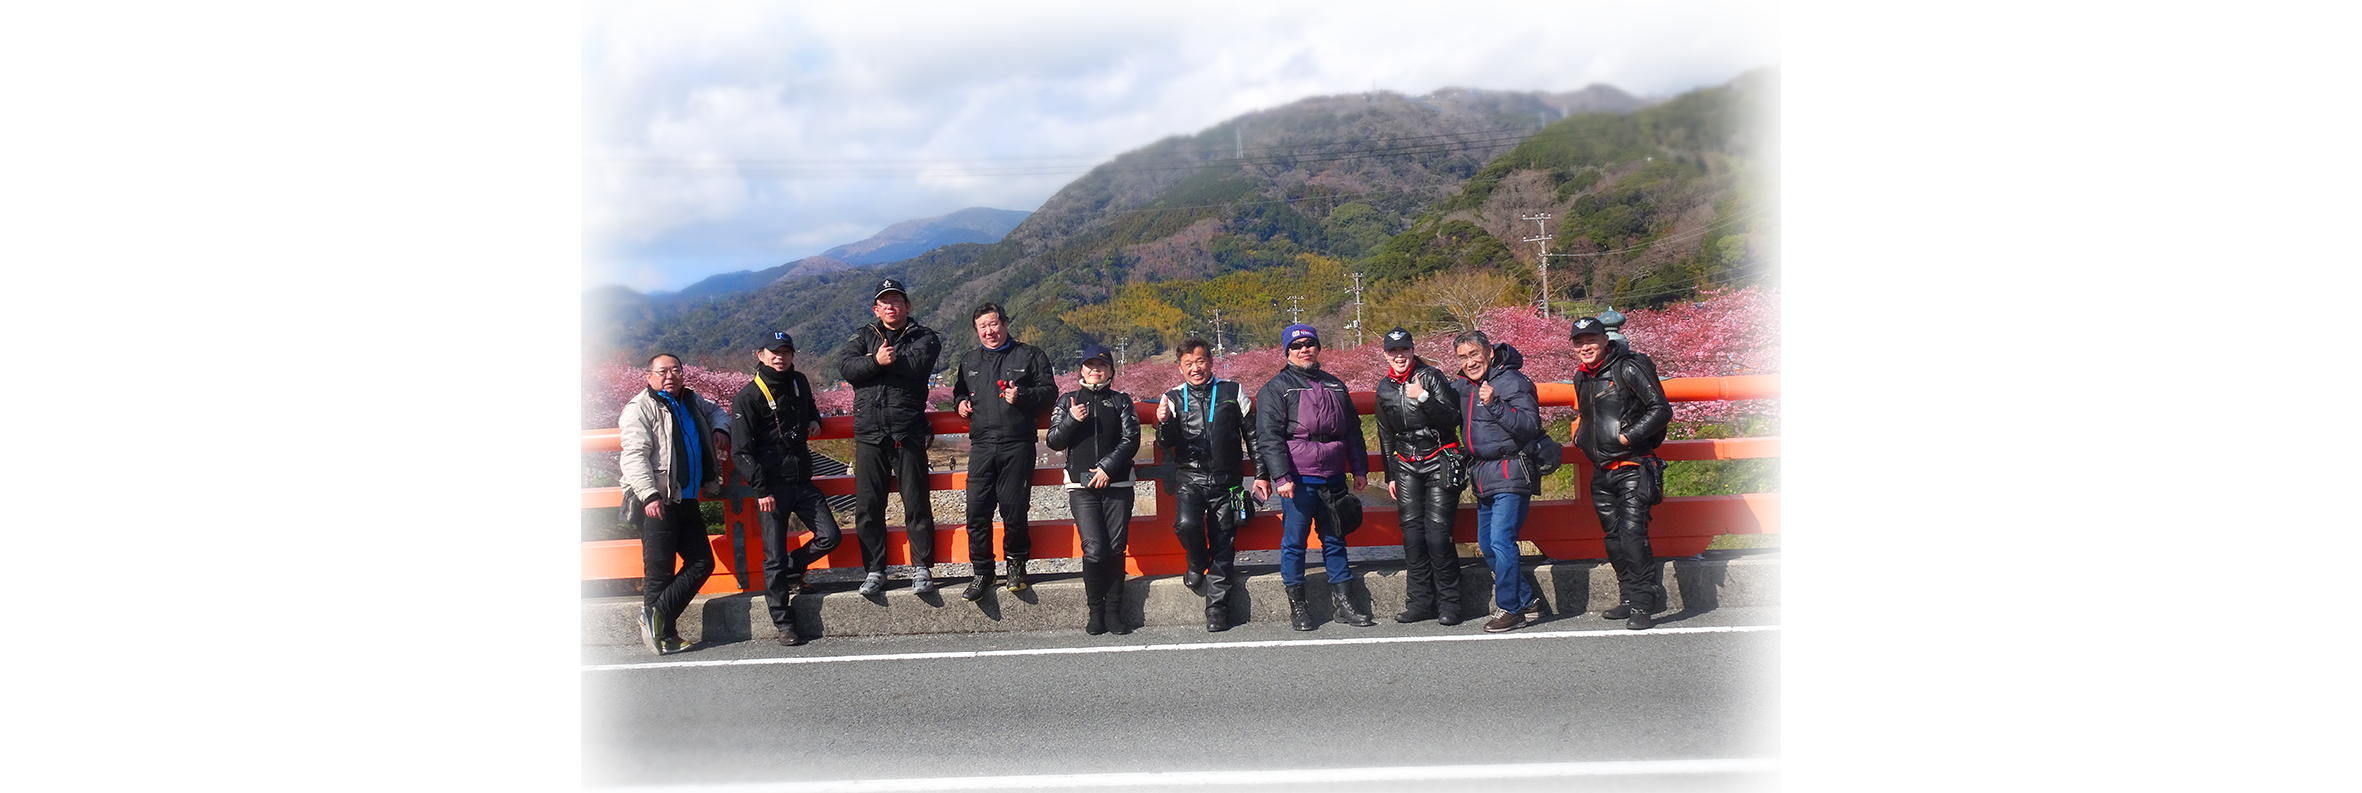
[1390,461,1463,618]
[1591,465,1663,609]
[854,435,936,574]
[1070,486,1133,608]
[1171,479,1241,609]
[965,441,1037,571]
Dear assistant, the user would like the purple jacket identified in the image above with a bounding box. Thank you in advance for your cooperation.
[1253,363,1367,483]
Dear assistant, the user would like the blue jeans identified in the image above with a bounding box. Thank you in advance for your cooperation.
[1278,480,1351,587]
[1474,492,1532,613]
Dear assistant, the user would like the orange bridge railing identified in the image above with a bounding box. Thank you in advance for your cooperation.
[581,375,1779,594]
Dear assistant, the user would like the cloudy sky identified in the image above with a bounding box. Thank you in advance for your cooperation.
[584,1,1780,293]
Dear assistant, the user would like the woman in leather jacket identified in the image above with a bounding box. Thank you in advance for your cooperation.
[1372,328,1468,625]
[1045,345,1141,635]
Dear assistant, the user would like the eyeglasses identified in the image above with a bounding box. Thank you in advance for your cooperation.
[648,368,683,376]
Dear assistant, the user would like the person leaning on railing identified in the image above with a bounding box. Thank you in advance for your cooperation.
[1045,345,1140,636]
[728,331,841,647]
[618,353,731,656]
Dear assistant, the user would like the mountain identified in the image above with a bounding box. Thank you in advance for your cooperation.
[594,71,1776,381]
[646,206,1030,305]
[822,207,1031,265]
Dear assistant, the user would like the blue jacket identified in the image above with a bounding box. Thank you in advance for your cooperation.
[1455,343,1543,497]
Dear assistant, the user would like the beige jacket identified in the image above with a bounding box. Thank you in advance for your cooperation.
[618,387,731,505]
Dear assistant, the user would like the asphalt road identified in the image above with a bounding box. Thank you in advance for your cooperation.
[583,605,1780,791]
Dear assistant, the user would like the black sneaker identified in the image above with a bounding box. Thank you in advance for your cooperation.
[638,606,660,655]
[776,630,806,647]
[960,576,993,602]
[1602,602,1634,620]
[1626,609,1654,630]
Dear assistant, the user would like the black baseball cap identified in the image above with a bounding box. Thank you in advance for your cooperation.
[1078,344,1115,367]
[1382,327,1416,351]
[758,331,795,352]
[873,278,909,301]
[1570,315,1610,339]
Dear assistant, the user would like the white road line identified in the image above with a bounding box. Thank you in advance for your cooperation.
[582,624,1778,672]
[614,758,1778,791]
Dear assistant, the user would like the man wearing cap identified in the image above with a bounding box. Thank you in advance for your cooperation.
[618,353,731,655]
[1569,315,1673,630]
[834,278,946,596]
[729,331,842,646]
[1154,336,1260,631]
[950,302,1058,601]
[1373,327,1468,625]
[1251,323,1375,631]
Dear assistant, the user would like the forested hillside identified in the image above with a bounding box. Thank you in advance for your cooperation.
[591,69,1776,383]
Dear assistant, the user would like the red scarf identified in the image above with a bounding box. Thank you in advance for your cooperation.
[1387,357,1418,384]
[1577,356,1607,376]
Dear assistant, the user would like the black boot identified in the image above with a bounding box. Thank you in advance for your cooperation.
[1205,601,1228,632]
[1286,585,1314,631]
[1007,558,1030,593]
[1394,598,1437,623]
[1082,560,1107,635]
[1102,566,1130,635]
[960,569,995,602]
[1333,583,1375,627]
[1603,601,1634,620]
[1182,568,1206,594]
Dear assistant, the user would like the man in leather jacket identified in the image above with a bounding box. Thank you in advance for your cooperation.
[832,278,945,596]
[1252,323,1375,630]
[1569,315,1673,630]
[951,303,1058,601]
[1373,327,1467,626]
[1154,336,1260,632]
[728,331,842,647]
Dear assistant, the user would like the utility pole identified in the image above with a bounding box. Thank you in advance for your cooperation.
[1346,272,1367,347]
[1115,336,1131,364]
[1208,307,1226,356]
[1286,295,1304,325]
[1521,213,1554,318]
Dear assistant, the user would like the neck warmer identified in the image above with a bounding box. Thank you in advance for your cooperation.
[651,387,703,496]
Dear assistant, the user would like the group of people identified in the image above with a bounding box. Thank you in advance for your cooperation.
[616,278,1674,655]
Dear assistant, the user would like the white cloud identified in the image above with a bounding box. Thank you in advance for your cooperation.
[583,0,1780,291]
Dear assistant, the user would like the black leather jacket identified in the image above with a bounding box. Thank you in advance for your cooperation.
[1154,378,1260,488]
[1373,359,1464,481]
[1046,387,1141,485]
[1572,341,1672,467]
